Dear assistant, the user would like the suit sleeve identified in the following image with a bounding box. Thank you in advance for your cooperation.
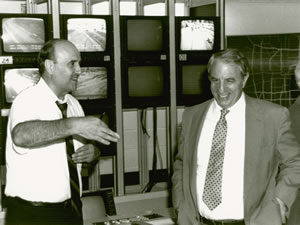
[275,107,300,211]
[172,110,187,212]
[172,130,184,211]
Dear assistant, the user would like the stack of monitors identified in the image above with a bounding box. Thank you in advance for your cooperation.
[120,16,170,109]
[60,15,116,156]
[0,14,52,165]
[0,14,52,109]
[60,15,115,113]
[175,16,221,106]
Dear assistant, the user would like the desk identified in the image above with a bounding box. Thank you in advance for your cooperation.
[84,208,175,225]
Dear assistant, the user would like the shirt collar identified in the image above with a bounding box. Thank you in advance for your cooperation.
[37,78,68,104]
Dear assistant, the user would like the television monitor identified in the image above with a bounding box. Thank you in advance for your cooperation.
[122,62,170,108]
[176,62,212,106]
[74,63,115,114]
[0,65,40,108]
[0,14,52,64]
[175,16,221,62]
[60,15,113,64]
[120,16,169,62]
[72,66,107,100]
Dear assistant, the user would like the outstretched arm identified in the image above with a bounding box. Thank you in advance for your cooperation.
[12,116,119,148]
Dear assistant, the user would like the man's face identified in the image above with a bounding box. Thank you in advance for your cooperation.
[52,43,81,98]
[209,59,248,109]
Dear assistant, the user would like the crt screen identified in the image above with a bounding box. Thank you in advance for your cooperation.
[2,17,45,52]
[180,19,215,51]
[182,64,208,95]
[128,66,164,97]
[72,67,107,100]
[4,68,40,103]
[127,19,163,51]
[67,18,106,52]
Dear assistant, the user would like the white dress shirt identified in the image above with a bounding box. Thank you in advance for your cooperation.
[5,78,84,203]
[196,93,246,220]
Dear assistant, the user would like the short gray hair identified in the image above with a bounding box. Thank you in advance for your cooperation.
[207,48,250,77]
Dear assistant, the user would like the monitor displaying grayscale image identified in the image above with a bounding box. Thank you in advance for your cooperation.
[72,67,107,100]
[67,18,106,52]
[180,20,215,51]
[2,18,45,52]
[4,68,40,103]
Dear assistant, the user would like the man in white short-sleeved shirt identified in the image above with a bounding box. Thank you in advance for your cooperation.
[4,39,119,225]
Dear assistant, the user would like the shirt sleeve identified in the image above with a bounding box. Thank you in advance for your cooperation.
[8,91,43,154]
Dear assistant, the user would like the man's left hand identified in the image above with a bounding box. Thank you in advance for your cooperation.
[72,144,100,163]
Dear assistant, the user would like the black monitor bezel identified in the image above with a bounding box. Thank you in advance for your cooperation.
[87,107,117,157]
[122,61,170,109]
[60,14,114,64]
[0,13,53,65]
[0,116,8,165]
[176,59,213,107]
[175,16,221,62]
[120,15,169,62]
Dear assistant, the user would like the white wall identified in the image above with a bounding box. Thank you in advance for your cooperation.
[225,0,300,36]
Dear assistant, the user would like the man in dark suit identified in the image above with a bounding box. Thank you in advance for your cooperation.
[287,62,300,225]
[172,48,300,225]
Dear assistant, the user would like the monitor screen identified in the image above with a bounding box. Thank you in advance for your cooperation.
[128,66,164,97]
[4,68,40,103]
[182,64,208,95]
[127,19,163,51]
[180,19,215,51]
[72,67,107,100]
[2,17,45,53]
[67,18,106,52]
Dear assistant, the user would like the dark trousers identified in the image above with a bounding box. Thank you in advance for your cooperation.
[5,197,83,225]
[200,215,245,225]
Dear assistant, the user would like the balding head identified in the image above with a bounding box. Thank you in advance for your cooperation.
[37,39,79,76]
[37,39,81,99]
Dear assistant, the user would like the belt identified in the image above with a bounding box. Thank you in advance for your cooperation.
[8,196,72,208]
[200,215,245,225]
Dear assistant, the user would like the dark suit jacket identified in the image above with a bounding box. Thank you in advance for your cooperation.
[172,95,300,225]
[287,96,300,225]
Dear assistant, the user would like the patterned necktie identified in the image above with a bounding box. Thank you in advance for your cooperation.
[202,108,229,210]
[56,101,82,217]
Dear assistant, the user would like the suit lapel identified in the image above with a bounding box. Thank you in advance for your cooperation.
[244,96,264,215]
